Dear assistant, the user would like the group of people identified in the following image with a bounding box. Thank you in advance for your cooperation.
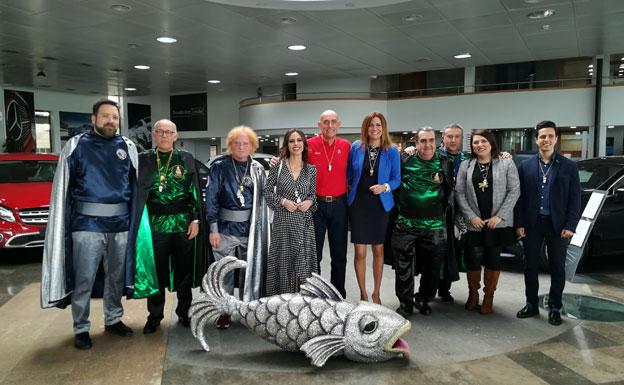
[40,99,581,352]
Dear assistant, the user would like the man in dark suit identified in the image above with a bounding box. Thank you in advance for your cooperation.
[515,120,581,326]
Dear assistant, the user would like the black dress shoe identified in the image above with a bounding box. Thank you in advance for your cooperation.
[179,317,190,328]
[548,310,562,326]
[438,292,454,304]
[143,319,160,334]
[74,332,92,350]
[396,303,413,318]
[516,304,539,319]
[419,302,432,316]
[105,321,134,336]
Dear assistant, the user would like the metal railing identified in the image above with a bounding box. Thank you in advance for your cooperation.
[239,77,596,108]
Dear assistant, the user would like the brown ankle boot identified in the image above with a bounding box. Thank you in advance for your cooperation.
[465,270,481,311]
[480,269,501,315]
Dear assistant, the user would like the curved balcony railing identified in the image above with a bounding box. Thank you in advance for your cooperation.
[240,77,596,108]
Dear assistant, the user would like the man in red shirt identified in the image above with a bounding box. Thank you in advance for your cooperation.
[307,110,351,298]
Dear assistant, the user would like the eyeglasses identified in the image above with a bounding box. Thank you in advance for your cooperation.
[154,129,176,137]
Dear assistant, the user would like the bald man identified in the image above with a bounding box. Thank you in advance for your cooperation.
[306,110,351,298]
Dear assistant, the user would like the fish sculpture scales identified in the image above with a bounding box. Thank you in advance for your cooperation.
[189,256,411,367]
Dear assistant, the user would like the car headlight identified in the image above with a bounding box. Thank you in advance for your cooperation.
[0,206,16,223]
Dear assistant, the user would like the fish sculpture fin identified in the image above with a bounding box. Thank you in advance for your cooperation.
[300,273,344,301]
[300,335,346,367]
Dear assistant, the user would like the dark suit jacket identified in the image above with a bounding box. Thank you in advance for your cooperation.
[514,153,581,234]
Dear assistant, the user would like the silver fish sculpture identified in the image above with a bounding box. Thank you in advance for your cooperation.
[189,256,412,367]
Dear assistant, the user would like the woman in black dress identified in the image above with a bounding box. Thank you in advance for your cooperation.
[455,129,520,314]
[347,112,401,304]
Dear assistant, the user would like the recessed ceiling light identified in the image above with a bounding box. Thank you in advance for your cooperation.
[411,130,417,133]
[527,9,555,19]
[211,137,216,140]
[588,64,593,68]
[620,64,624,69]
[570,126,577,129]
[403,14,423,22]
[402,132,408,135]
[156,36,177,44]
[284,72,299,76]
[541,24,551,30]
[280,17,297,24]
[134,65,150,70]
[524,0,544,4]
[208,79,221,84]
[265,134,270,137]
[124,87,136,91]
[288,44,307,51]
[454,53,472,59]
[110,4,131,12]
[608,125,615,128]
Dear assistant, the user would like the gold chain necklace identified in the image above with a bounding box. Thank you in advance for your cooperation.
[156,149,173,192]
[477,161,490,192]
[322,139,336,171]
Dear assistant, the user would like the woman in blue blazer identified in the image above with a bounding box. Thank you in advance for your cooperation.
[347,112,401,304]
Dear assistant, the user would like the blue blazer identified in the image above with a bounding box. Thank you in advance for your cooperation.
[347,140,401,212]
[514,153,581,234]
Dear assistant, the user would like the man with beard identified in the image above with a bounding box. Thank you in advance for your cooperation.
[41,99,138,350]
[393,127,453,317]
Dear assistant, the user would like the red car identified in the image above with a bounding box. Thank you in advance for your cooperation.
[0,153,58,249]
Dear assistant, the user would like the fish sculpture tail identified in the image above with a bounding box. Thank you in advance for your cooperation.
[189,256,246,351]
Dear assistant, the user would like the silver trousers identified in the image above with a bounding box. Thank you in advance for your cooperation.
[71,231,127,334]
[211,233,248,297]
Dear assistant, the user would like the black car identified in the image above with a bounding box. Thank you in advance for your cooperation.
[507,156,624,270]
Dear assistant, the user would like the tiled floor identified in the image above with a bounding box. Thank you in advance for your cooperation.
[1,247,623,385]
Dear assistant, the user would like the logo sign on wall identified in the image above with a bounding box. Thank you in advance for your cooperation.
[170,93,207,132]
[4,90,36,152]
[128,103,152,151]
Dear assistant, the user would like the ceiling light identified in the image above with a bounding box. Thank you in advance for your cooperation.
[527,9,555,19]
[124,87,136,91]
[402,14,423,22]
[110,4,131,12]
[280,17,297,24]
[208,79,221,84]
[35,111,50,117]
[570,126,576,129]
[588,64,593,68]
[265,134,270,137]
[134,65,150,70]
[288,44,307,51]
[608,125,615,128]
[620,64,624,69]
[211,137,216,140]
[402,132,408,135]
[284,72,298,76]
[156,36,177,44]
[411,130,417,133]
[524,0,544,4]
[541,24,551,30]
[454,53,472,59]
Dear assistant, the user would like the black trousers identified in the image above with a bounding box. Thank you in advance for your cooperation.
[523,216,569,310]
[147,231,193,322]
[313,198,348,298]
[438,235,464,295]
[393,225,446,305]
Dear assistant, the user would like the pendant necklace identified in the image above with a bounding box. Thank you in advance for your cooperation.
[478,161,490,192]
[368,145,379,176]
[288,158,303,203]
[232,156,250,207]
[322,139,336,171]
[156,149,173,193]
[539,157,553,184]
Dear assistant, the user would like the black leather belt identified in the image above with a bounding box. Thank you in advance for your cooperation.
[316,194,346,203]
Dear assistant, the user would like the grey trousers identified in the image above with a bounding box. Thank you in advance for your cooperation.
[212,233,248,297]
[71,231,127,334]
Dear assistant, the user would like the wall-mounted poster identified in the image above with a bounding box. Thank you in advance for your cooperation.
[59,111,92,142]
[170,93,207,132]
[128,103,151,151]
[4,90,36,152]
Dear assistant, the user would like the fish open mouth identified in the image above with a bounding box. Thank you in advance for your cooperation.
[384,320,411,358]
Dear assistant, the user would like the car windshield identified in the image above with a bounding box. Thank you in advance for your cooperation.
[0,160,57,183]
[578,162,623,190]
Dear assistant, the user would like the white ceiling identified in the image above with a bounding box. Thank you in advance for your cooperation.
[0,0,622,96]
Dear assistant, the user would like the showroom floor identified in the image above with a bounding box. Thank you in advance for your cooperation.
[1,245,623,385]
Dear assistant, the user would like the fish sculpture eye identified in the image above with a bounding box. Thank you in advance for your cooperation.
[361,320,378,334]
